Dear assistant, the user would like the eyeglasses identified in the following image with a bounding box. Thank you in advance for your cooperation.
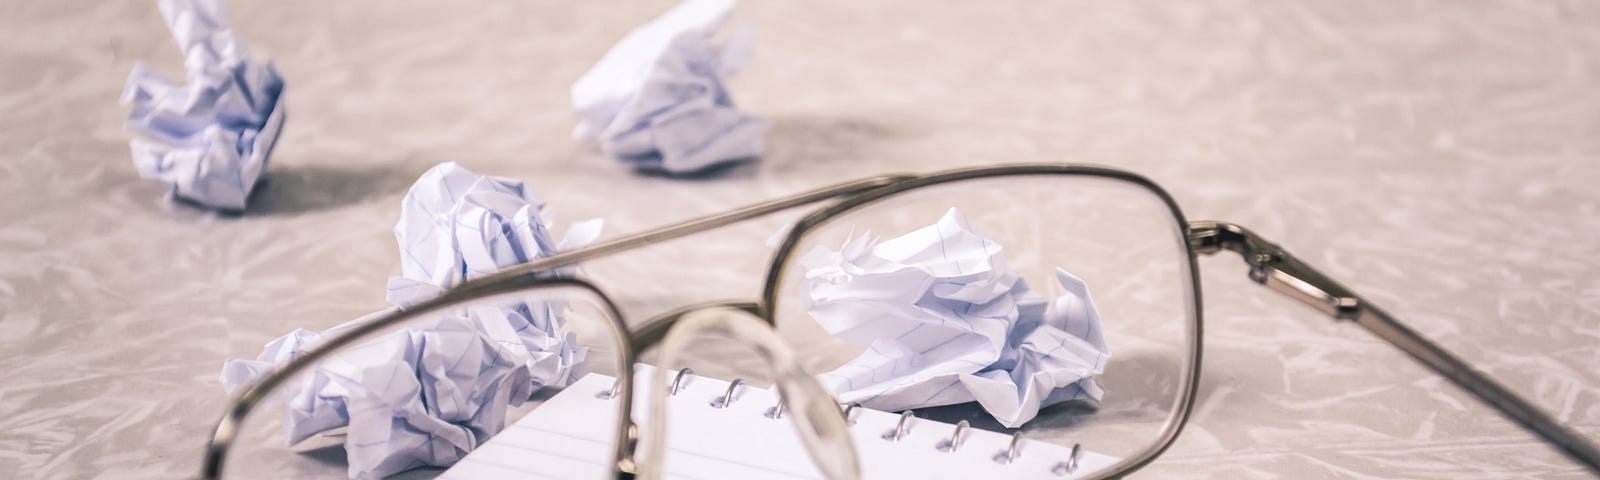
[203,164,1600,479]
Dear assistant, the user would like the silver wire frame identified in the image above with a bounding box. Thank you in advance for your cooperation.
[203,164,1600,479]
[762,165,1204,479]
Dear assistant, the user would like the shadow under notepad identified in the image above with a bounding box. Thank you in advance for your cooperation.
[281,442,447,479]
[916,350,1183,435]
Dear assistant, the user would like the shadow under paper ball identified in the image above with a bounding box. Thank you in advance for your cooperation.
[242,163,419,217]
[592,115,903,181]
[759,115,901,174]
[630,157,762,181]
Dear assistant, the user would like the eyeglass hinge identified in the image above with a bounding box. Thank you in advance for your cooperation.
[1188,221,1362,321]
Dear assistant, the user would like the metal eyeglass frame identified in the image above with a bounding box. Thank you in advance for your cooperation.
[203,164,1600,479]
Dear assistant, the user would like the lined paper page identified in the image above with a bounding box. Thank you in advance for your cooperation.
[442,365,1118,479]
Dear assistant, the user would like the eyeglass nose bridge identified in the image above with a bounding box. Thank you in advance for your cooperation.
[628,300,765,352]
[636,304,862,480]
[584,299,763,477]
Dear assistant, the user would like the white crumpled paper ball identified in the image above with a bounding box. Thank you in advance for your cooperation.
[572,0,768,174]
[801,208,1112,428]
[122,0,285,210]
[221,162,603,479]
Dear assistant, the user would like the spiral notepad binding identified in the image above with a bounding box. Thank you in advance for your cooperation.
[445,366,1106,478]
[615,369,1088,477]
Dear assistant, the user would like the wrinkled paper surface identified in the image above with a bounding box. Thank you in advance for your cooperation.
[800,208,1111,428]
[572,0,767,173]
[222,162,600,479]
[121,0,285,210]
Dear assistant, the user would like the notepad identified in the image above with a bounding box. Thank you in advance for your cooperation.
[440,365,1117,479]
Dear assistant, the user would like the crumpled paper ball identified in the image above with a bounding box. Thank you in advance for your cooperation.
[221,314,536,479]
[572,0,768,174]
[222,162,602,479]
[121,0,285,211]
[799,208,1111,427]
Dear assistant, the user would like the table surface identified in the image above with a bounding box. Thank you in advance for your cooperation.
[3,1,1599,478]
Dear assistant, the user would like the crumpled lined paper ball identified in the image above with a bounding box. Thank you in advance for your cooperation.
[386,161,599,395]
[572,0,768,174]
[799,208,1111,428]
[121,0,285,211]
[221,313,537,479]
[386,162,603,304]
[221,162,601,479]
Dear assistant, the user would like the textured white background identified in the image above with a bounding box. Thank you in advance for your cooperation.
[2,1,1598,478]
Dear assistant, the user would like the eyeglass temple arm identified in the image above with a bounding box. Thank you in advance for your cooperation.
[1187,220,1600,474]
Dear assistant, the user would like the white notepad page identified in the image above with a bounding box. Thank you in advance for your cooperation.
[441,365,1117,479]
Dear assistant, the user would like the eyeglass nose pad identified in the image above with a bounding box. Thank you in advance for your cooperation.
[638,306,862,480]
[621,421,640,473]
